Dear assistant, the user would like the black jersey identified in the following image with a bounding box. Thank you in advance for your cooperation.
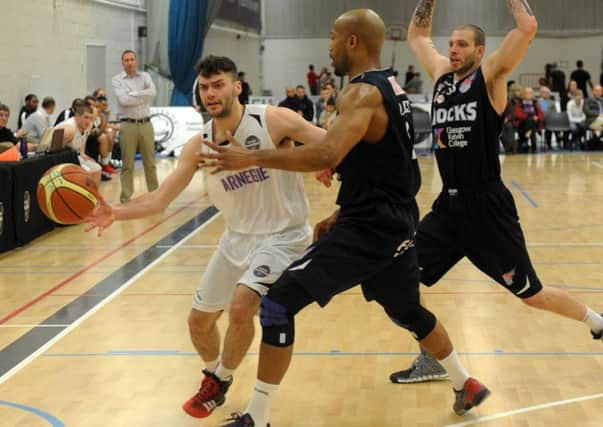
[336,68,420,216]
[431,67,503,189]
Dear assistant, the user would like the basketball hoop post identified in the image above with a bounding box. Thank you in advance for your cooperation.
[388,25,406,69]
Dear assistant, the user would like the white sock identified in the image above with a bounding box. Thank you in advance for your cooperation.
[215,363,234,381]
[245,379,279,427]
[101,156,110,165]
[583,307,603,333]
[437,350,470,391]
[205,357,219,373]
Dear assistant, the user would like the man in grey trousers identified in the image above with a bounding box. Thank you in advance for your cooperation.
[112,50,158,203]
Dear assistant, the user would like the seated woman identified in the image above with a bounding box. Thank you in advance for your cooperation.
[514,87,544,152]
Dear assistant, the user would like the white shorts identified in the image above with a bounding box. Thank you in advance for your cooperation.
[78,155,102,173]
[192,224,312,312]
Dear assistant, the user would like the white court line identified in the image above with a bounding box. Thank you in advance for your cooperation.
[528,242,603,247]
[156,244,218,249]
[446,392,603,426]
[591,161,603,169]
[0,324,70,328]
[0,210,221,386]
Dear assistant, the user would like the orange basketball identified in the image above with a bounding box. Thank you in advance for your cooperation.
[37,163,100,225]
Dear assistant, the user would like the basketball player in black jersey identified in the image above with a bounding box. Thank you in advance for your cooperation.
[390,0,603,385]
[199,9,489,427]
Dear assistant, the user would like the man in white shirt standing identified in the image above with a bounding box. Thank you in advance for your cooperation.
[23,96,56,147]
[111,50,158,203]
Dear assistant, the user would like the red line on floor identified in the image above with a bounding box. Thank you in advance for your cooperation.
[48,290,603,298]
[0,197,207,324]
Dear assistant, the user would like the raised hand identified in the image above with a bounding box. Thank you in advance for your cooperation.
[315,169,335,188]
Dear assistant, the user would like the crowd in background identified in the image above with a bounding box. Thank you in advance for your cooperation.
[502,60,603,153]
[4,58,603,166]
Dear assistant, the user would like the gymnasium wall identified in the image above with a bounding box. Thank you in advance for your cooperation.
[0,0,146,128]
[261,35,603,98]
[202,21,262,98]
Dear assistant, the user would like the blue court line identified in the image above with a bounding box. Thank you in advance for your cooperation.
[525,223,603,232]
[0,400,65,427]
[439,277,603,292]
[42,350,603,358]
[0,263,210,269]
[6,261,603,276]
[511,180,539,207]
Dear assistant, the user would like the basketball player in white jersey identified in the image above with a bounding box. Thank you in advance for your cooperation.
[84,55,327,419]
[55,103,102,185]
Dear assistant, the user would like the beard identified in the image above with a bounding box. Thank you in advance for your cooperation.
[209,92,236,119]
[454,54,477,76]
[333,54,349,77]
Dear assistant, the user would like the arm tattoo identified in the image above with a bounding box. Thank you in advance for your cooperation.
[413,0,434,28]
[506,0,534,16]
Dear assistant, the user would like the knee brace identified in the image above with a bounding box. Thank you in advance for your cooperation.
[260,296,295,347]
[387,305,436,341]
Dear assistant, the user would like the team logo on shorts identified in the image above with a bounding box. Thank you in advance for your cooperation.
[245,135,261,150]
[502,267,516,286]
[253,265,271,278]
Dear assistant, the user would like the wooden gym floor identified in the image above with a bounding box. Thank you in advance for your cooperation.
[0,152,602,426]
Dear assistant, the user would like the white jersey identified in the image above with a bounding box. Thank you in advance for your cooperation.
[60,117,89,153]
[203,104,310,235]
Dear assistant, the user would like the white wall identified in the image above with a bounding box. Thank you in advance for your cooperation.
[202,23,262,97]
[263,35,603,98]
[0,0,146,128]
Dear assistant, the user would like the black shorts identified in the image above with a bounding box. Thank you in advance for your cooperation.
[417,181,542,298]
[268,208,421,315]
[85,134,100,161]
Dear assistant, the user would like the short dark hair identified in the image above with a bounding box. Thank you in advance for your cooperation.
[74,104,93,115]
[84,95,97,106]
[25,94,37,103]
[195,55,238,79]
[455,24,486,47]
[296,85,305,91]
[42,97,55,109]
[71,98,85,110]
[121,50,136,60]
[309,64,314,70]
[92,88,105,98]
[326,96,336,106]
[96,95,108,102]
[577,60,584,68]
[0,103,9,114]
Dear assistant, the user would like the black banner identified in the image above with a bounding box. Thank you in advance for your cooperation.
[218,0,261,31]
[11,150,78,246]
[0,164,16,253]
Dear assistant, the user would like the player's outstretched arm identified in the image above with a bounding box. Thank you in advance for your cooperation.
[85,136,201,235]
[266,106,334,187]
[265,105,326,146]
[197,83,380,174]
[483,0,537,111]
[407,0,450,81]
